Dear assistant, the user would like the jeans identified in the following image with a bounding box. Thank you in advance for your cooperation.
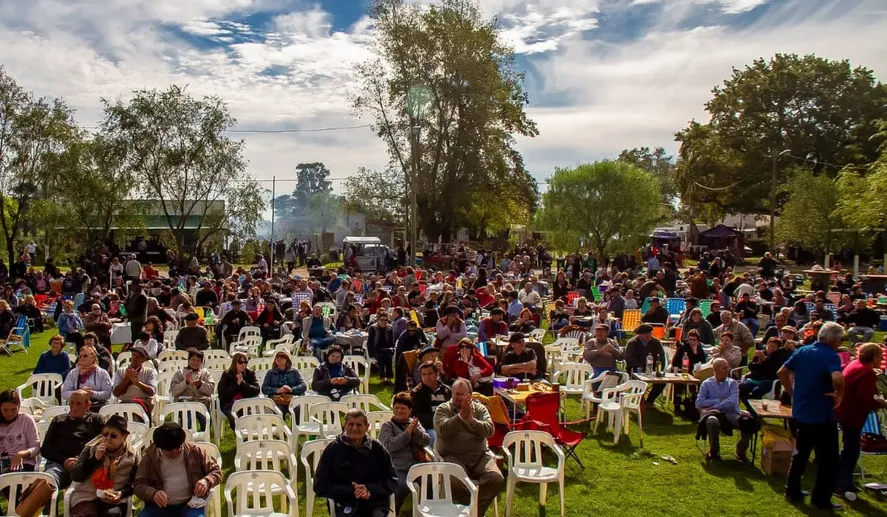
[738,379,773,406]
[785,421,839,508]
[444,454,504,517]
[705,413,751,457]
[310,336,337,360]
[837,426,862,492]
[375,349,394,380]
[741,317,760,337]
[44,460,72,490]
[848,326,874,345]
[140,503,205,517]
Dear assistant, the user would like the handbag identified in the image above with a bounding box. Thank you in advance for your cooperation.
[15,478,54,517]
[272,394,293,406]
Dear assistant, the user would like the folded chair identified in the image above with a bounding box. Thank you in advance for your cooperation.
[515,392,590,468]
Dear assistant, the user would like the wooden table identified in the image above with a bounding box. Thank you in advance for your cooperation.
[805,269,838,292]
[495,384,557,422]
[747,399,792,420]
[632,372,701,386]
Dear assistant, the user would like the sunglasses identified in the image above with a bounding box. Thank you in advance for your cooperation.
[102,432,120,439]
[237,360,248,365]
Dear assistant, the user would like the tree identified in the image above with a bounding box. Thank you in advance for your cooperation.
[308,191,346,233]
[459,168,538,242]
[837,122,887,250]
[618,147,678,211]
[0,67,79,265]
[353,0,538,242]
[101,86,264,260]
[776,168,843,258]
[342,167,408,225]
[537,161,663,263]
[674,54,887,247]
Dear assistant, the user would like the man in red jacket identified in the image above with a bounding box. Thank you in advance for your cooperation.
[835,343,887,500]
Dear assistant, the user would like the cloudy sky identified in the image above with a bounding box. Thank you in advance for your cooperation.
[1,0,885,194]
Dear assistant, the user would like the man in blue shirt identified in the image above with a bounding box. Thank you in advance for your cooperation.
[506,290,523,323]
[696,358,752,461]
[777,321,845,510]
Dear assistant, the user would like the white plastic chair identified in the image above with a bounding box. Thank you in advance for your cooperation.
[340,394,391,413]
[39,405,69,422]
[153,371,177,421]
[225,471,297,517]
[158,359,187,374]
[292,356,320,371]
[0,472,59,517]
[263,335,296,357]
[502,431,565,517]
[160,401,214,444]
[205,358,230,375]
[233,440,299,513]
[232,335,263,358]
[100,403,151,424]
[528,328,547,342]
[343,355,370,394]
[249,357,276,372]
[158,349,189,363]
[407,462,478,517]
[116,351,133,370]
[192,442,223,517]
[582,371,628,419]
[127,421,150,449]
[365,411,393,439]
[204,349,231,362]
[289,395,331,454]
[592,380,647,446]
[16,374,63,406]
[234,414,292,453]
[36,419,52,442]
[308,401,349,439]
[299,368,315,391]
[162,330,179,346]
[237,326,262,341]
[233,398,283,419]
[300,438,334,517]
[551,362,593,397]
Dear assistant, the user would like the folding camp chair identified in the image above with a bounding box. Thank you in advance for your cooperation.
[2,315,31,355]
[516,392,591,468]
[859,410,887,483]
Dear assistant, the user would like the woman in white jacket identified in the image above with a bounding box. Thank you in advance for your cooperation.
[62,345,113,407]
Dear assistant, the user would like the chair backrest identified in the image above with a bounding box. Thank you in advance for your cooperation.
[650,324,666,340]
[238,326,262,341]
[567,291,580,306]
[39,405,69,422]
[300,438,335,517]
[162,330,179,346]
[158,360,187,374]
[523,392,562,428]
[292,356,320,371]
[406,462,475,511]
[365,411,393,439]
[160,402,210,435]
[562,329,587,343]
[155,371,176,398]
[299,367,315,389]
[233,336,263,356]
[308,401,349,438]
[620,380,648,410]
[203,349,230,361]
[591,371,627,394]
[17,373,63,404]
[232,398,282,419]
[193,441,223,469]
[205,358,230,374]
[36,420,52,441]
[622,309,642,332]
[665,298,685,317]
[235,440,297,481]
[116,351,133,370]
[697,299,714,318]
[158,350,188,363]
[248,357,275,372]
[235,414,290,445]
[529,328,547,342]
[340,394,390,413]
[502,430,559,469]
[226,470,291,515]
[100,403,151,424]
[343,355,370,393]
[554,362,592,390]
[127,421,150,449]
[0,472,59,512]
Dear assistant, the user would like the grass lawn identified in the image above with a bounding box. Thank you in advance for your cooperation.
[4,332,887,516]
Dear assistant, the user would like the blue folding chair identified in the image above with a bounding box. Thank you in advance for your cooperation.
[859,410,887,483]
[2,315,31,355]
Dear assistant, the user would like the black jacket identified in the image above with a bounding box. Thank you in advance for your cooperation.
[624,336,666,372]
[367,325,395,358]
[641,306,669,325]
[41,412,105,464]
[313,363,361,401]
[314,434,398,512]
[217,369,261,409]
[671,344,707,371]
[747,347,793,382]
[410,381,452,429]
[126,292,148,323]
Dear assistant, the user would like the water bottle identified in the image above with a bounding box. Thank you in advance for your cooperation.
[682,353,690,377]
[646,353,654,375]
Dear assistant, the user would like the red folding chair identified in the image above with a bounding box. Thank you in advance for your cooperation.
[515,392,591,468]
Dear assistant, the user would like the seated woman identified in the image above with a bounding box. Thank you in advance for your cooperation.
[312,345,360,401]
[142,317,165,348]
[669,329,707,413]
[509,308,536,333]
[378,392,431,515]
[709,331,742,369]
[171,350,216,413]
[680,308,714,345]
[262,350,307,414]
[57,300,84,342]
[78,332,115,375]
[336,303,362,331]
[443,338,494,396]
[0,389,40,472]
[34,334,72,379]
[217,352,261,429]
[739,337,792,407]
[63,345,113,408]
[68,415,138,517]
[256,298,284,343]
[13,294,43,333]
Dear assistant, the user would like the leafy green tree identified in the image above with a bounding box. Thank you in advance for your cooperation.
[837,122,887,252]
[353,0,537,242]
[537,161,663,263]
[675,54,887,246]
[343,167,408,225]
[460,168,538,242]
[777,168,843,258]
[101,85,264,261]
[618,147,677,212]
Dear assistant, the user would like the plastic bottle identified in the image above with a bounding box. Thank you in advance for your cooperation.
[646,353,654,375]
[682,353,690,378]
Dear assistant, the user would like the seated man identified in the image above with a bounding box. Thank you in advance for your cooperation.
[696,358,754,462]
[218,299,251,347]
[583,323,624,377]
[314,408,398,517]
[735,292,760,337]
[434,378,505,517]
[135,423,223,517]
[112,344,157,419]
[476,308,508,343]
[410,361,451,445]
[846,299,879,345]
[41,390,105,490]
[175,313,210,351]
[739,337,792,406]
[710,331,742,370]
[497,333,539,381]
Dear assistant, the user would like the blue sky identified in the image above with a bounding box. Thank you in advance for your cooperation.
[0,0,884,192]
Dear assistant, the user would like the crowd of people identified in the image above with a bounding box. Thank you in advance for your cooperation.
[0,242,886,514]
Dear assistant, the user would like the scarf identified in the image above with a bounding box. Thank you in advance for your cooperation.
[90,444,129,490]
[328,363,343,378]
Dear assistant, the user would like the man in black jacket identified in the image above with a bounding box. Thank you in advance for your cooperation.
[846,299,879,345]
[314,408,398,517]
[41,390,105,489]
[410,362,451,445]
[125,281,148,339]
[625,324,667,408]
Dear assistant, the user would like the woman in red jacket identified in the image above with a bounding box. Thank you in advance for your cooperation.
[443,338,494,395]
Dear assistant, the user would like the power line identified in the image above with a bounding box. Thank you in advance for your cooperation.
[227,124,371,134]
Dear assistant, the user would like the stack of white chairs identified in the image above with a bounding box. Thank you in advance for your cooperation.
[233,440,299,513]
[343,355,370,394]
[300,438,334,517]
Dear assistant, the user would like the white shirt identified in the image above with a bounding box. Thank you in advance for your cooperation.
[519,289,541,307]
[159,452,192,505]
[26,243,36,253]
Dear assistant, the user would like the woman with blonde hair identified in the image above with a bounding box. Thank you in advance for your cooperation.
[13,294,43,332]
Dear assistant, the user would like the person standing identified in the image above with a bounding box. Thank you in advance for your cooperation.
[126,282,148,341]
[777,321,845,510]
[835,343,887,500]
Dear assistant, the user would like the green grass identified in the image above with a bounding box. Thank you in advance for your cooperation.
[5,332,887,516]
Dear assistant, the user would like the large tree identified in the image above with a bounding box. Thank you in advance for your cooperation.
[343,167,408,225]
[537,161,663,263]
[101,86,265,260]
[0,66,79,265]
[618,147,678,212]
[460,168,538,242]
[675,54,887,247]
[776,168,843,259]
[353,0,538,242]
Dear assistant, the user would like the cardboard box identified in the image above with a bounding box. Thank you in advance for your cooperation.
[761,429,794,477]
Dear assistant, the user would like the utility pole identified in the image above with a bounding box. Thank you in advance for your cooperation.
[270,175,275,272]
[410,126,419,267]
[769,150,777,252]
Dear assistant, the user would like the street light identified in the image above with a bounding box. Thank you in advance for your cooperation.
[405,85,433,267]
[767,148,791,253]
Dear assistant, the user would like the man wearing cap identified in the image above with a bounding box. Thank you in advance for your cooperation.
[625,323,667,407]
[41,390,105,490]
[219,299,251,348]
[69,414,139,517]
[583,324,624,378]
[641,297,669,325]
[477,308,508,343]
[498,333,539,381]
[175,313,210,351]
[135,422,223,517]
[126,281,148,340]
[112,344,157,417]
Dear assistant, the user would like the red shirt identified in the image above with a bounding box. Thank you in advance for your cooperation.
[836,359,880,428]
